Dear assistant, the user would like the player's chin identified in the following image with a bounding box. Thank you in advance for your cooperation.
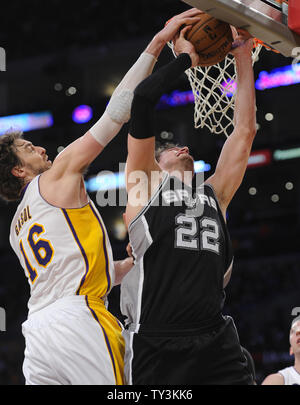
[40,161,52,173]
[181,154,194,166]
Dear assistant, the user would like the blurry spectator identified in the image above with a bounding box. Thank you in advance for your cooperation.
[261,316,300,385]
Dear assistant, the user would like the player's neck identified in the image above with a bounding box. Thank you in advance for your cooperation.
[167,168,194,186]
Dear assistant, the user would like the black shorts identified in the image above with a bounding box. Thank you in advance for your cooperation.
[124,316,254,385]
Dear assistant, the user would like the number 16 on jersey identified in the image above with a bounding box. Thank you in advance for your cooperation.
[19,223,54,283]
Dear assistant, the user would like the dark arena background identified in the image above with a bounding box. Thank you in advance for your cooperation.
[0,0,300,385]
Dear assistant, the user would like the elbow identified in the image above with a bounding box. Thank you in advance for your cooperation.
[249,124,257,138]
[246,128,257,142]
[236,126,257,141]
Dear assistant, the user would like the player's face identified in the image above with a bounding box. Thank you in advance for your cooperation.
[13,139,52,178]
[290,320,300,356]
[158,146,194,174]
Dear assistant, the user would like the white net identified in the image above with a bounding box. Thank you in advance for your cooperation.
[168,43,263,137]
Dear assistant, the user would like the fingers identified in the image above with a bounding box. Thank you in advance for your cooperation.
[180,25,192,38]
[230,25,238,39]
[231,25,253,42]
[172,25,191,46]
[236,28,253,38]
[181,16,202,26]
[180,7,204,17]
[126,243,133,258]
[166,15,201,29]
[166,8,202,26]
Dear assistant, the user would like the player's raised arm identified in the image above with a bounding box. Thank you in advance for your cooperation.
[125,24,200,215]
[48,8,203,178]
[206,30,257,217]
[49,53,158,178]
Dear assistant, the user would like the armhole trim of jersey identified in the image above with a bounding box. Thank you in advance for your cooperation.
[128,171,169,231]
[38,174,90,210]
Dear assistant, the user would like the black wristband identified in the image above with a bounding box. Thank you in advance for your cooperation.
[129,53,192,140]
[135,53,192,104]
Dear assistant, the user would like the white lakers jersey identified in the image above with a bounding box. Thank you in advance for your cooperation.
[9,175,115,315]
[278,366,300,385]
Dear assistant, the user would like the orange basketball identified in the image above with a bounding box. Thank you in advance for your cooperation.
[186,13,234,67]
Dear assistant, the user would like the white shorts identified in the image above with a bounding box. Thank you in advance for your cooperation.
[22,295,125,385]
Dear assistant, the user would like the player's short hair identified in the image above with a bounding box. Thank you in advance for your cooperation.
[155,142,181,162]
[291,315,300,330]
[0,130,25,201]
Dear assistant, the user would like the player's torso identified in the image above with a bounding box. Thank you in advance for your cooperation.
[121,174,233,329]
[9,175,115,315]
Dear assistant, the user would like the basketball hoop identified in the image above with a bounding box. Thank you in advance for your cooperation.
[168,40,263,137]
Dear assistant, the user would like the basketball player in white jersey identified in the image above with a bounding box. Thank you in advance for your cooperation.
[262,316,300,385]
[0,8,202,385]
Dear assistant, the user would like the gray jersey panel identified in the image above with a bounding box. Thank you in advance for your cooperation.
[120,215,152,327]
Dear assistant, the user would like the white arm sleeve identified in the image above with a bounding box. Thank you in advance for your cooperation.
[90,52,157,147]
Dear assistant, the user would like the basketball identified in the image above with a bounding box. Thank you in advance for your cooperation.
[186,13,234,67]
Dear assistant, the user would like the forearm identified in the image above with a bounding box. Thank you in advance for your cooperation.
[144,33,167,60]
[130,53,192,140]
[114,257,134,286]
[234,55,256,134]
[89,51,158,148]
[135,53,191,104]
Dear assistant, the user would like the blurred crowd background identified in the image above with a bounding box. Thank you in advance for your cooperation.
[0,0,300,385]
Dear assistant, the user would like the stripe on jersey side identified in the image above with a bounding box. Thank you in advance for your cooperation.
[124,331,134,385]
[61,205,110,297]
[85,295,118,384]
[134,215,153,333]
[88,202,111,294]
[61,208,89,295]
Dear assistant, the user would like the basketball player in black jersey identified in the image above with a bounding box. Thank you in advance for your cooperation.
[121,23,257,384]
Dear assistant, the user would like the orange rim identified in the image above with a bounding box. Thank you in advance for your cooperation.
[253,38,281,53]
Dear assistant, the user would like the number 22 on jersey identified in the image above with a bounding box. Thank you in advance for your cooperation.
[19,223,54,283]
[175,214,220,254]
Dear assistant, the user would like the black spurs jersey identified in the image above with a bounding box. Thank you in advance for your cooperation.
[121,173,233,332]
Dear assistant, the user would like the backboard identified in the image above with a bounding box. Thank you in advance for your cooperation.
[181,0,300,57]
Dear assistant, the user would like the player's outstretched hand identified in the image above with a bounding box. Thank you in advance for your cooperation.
[156,8,202,45]
[173,26,199,67]
[230,27,253,58]
[126,242,134,260]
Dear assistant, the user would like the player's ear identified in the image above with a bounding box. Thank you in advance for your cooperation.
[11,165,26,178]
[290,346,294,356]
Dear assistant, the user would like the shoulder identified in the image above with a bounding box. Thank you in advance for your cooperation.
[261,373,285,385]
